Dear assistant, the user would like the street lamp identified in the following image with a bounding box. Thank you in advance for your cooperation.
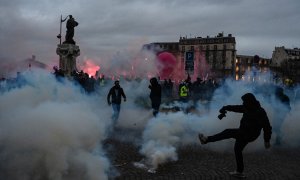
[57,15,69,45]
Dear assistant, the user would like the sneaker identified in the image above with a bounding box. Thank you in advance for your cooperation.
[198,133,207,144]
[229,171,246,178]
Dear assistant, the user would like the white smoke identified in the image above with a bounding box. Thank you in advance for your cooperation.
[281,100,300,147]
[2,67,300,176]
[138,75,300,170]
[0,69,110,180]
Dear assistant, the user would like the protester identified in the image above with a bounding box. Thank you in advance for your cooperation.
[198,93,272,178]
[179,81,189,102]
[107,80,126,123]
[167,79,173,97]
[274,87,291,145]
[148,77,162,117]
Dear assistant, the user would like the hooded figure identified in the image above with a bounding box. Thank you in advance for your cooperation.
[148,77,162,117]
[198,93,272,178]
[273,87,291,145]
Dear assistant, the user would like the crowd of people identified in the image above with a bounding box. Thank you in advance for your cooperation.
[161,76,220,103]
[53,66,221,104]
[54,67,100,93]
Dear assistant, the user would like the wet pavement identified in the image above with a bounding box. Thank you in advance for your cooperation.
[104,137,300,180]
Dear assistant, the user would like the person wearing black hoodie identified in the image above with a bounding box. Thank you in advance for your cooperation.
[107,80,126,123]
[149,77,162,117]
[198,93,272,178]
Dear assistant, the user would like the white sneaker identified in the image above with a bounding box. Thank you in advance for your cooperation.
[198,133,207,144]
[229,171,246,178]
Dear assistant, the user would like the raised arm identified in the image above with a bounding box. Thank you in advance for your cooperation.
[221,105,245,113]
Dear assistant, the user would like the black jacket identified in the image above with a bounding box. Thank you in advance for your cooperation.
[107,86,126,104]
[149,83,162,104]
[224,105,272,142]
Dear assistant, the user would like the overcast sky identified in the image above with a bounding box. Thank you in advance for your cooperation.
[0,0,299,65]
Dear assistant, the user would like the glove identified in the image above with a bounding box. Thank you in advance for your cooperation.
[218,113,226,120]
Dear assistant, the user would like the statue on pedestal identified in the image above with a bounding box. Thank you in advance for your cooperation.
[63,15,79,45]
[56,15,80,76]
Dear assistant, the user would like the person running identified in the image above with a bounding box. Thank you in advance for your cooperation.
[198,93,272,178]
[107,80,126,123]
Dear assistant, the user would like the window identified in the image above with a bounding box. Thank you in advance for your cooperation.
[182,46,185,51]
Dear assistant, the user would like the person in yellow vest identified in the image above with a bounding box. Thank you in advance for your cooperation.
[179,81,189,102]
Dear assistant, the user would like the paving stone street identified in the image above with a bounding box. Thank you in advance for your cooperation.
[105,137,300,180]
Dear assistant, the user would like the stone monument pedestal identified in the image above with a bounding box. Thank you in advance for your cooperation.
[56,43,80,76]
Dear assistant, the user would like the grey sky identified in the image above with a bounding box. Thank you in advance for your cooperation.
[0,0,299,65]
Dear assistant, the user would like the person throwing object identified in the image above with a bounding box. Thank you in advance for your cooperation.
[198,93,272,178]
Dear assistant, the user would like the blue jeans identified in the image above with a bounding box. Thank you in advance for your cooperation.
[112,103,121,122]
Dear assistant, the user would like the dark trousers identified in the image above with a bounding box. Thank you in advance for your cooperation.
[152,102,160,117]
[207,129,248,173]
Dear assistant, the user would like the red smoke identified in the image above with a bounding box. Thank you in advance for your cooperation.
[157,52,177,80]
[80,59,100,77]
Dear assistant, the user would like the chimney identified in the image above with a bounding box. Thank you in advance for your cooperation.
[32,55,36,61]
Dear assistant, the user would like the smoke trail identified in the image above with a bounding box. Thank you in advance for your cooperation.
[0,69,110,180]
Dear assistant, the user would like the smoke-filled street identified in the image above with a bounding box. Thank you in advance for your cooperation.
[107,138,300,180]
[1,1,300,179]
[1,69,300,180]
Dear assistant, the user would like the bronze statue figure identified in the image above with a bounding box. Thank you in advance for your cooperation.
[63,15,79,44]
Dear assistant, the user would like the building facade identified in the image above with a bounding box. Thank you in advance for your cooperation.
[271,46,300,83]
[271,46,300,67]
[143,32,236,80]
[236,55,270,81]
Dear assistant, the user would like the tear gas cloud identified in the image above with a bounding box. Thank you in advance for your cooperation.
[1,65,300,177]
[138,74,300,169]
[0,67,155,179]
[0,70,111,180]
